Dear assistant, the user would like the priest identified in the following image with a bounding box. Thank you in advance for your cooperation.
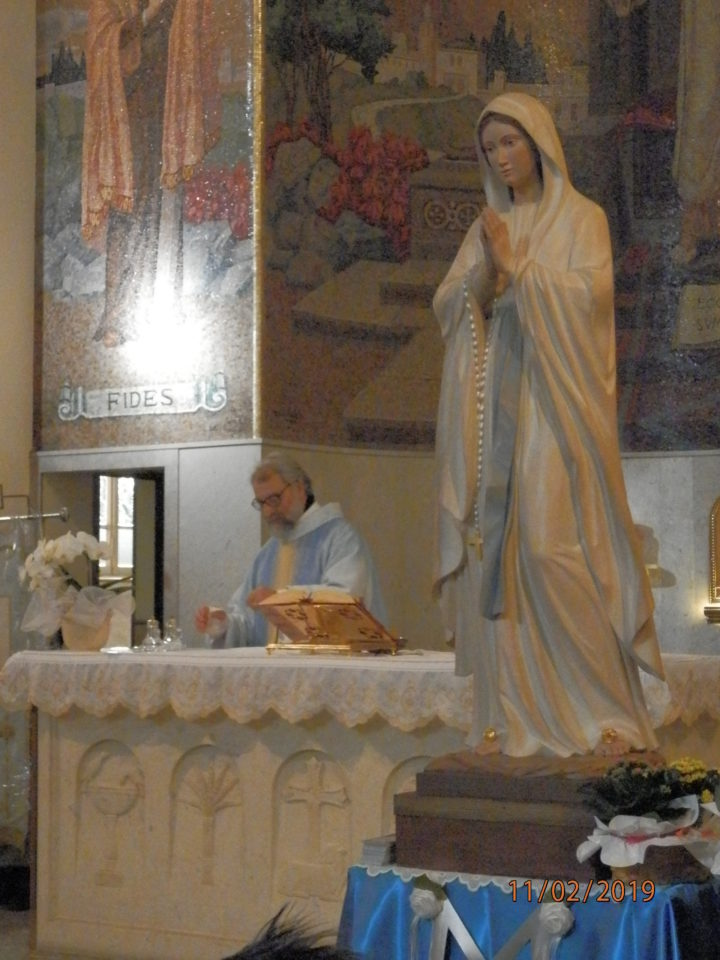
[195,453,387,646]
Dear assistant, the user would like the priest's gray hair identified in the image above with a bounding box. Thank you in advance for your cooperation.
[251,453,314,497]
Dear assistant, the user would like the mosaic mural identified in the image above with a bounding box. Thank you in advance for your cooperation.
[260,0,720,451]
[36,0,255,449]
[35,1,720,452]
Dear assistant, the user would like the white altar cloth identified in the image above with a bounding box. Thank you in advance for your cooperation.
[0,649,719,730]
[0,648,473,730]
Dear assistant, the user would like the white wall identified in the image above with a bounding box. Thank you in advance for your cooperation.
[258,443,445,647]
[290,445,720,654]
[624,451,720,655]
[38,444,720,653]
[178,442,263,639]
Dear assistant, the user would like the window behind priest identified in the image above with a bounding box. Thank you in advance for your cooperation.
[194,453,387,647]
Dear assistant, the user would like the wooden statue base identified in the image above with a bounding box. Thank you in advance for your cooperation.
[394,750,665,880]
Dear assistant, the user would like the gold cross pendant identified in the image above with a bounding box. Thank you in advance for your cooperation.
[466,530,483,559]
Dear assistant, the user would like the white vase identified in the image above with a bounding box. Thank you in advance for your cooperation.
[60,612,111,652]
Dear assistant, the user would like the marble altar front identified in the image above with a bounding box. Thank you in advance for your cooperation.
[0,649,469,960]
[1,649,720,960]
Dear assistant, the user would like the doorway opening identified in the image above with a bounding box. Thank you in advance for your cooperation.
[94,471,164,644]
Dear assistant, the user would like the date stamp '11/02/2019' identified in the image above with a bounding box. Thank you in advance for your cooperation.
[508,878,656,904]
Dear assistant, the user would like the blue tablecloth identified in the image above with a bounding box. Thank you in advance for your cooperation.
[338,865,720,959]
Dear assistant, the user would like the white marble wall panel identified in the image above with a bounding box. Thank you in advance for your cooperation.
[177,441,262,644]
[624,451,720,654]
[36,444,720,654]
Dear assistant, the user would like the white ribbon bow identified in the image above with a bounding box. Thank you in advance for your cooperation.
[410,882,574,960]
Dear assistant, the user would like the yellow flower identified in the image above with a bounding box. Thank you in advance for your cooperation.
[671,756,707,775]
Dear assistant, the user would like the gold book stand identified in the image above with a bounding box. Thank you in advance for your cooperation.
[259,589,400,655]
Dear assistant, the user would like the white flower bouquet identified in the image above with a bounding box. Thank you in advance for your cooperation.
[19,531,134,647]
[577,758,720,880]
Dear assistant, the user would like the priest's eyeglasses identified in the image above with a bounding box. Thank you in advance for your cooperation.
[251,483,291,511]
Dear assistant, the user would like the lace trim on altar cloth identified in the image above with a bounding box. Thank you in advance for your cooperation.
[642,654,720,726]
[0,649,472,731]
[363,863,558,896]
[0,649,717,732]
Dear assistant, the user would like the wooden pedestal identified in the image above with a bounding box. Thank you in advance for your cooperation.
[393,752,635,880]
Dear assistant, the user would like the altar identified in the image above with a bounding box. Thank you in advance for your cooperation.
[2,649,720,960]
[0,648,470,960]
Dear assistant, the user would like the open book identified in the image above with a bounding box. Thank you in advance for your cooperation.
[256,588,399,654]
